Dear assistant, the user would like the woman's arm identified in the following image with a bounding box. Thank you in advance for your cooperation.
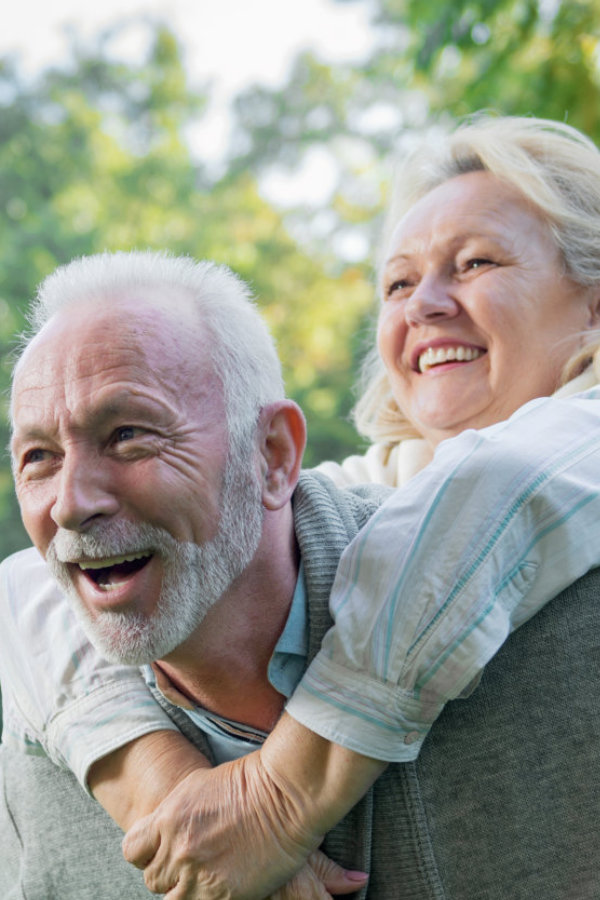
[6,392,600,898]
[289,391,600,760]
[0,551,366,899]
[122,390,600,897]
[0,549,184,787]
[122,715,382,899]
[88,730,211,829]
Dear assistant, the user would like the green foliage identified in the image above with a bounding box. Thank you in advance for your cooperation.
[230,0,600,235]
[0,24,374,560]
[4,1,600,561]
[368,0,600,132]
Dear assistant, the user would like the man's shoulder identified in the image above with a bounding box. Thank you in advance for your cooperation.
[298,468,391,514]
[293,472,393,657]
[295,469,391,544]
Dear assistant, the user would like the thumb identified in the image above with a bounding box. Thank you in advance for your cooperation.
[122,814,161,868]
[307,850,368,895]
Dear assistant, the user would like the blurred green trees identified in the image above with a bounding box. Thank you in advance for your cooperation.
[0,25,374,559]
[3,0,600,560]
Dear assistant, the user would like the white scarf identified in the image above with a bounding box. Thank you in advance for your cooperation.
[316,369,599,490]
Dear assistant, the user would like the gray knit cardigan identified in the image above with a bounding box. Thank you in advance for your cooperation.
[2,471,600,898]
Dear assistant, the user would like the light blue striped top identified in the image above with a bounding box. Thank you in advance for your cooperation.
[2,388,600,782]
[286,388,600,760]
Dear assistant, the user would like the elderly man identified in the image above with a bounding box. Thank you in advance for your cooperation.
[3,250,600,900]
[4,251,376,899]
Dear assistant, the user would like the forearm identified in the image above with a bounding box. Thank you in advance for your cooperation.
[121,725,375,898]
[260,712,387,836]
[0,551,183,790]
[290,393,600,762]
[89,730,212,830]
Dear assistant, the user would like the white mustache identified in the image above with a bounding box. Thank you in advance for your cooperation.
[49,520,175,565]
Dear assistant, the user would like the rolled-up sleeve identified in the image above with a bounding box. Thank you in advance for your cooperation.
[0,548,179,790]
[287,390,600,761]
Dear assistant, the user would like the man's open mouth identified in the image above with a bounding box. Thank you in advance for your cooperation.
[77,553,153,590]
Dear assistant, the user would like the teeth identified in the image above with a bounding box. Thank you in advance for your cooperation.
[418,346,481,373]
[78,552,150,571]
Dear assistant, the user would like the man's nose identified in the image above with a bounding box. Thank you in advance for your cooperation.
[51,452,119,531]
[404,275,460,326]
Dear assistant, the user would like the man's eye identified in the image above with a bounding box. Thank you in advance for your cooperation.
[23,448,49,465]
[114,426,139,443]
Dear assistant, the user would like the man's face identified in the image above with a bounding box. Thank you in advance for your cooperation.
[11,290,264,663]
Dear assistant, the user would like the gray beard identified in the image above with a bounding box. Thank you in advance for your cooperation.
[45,455,264,665]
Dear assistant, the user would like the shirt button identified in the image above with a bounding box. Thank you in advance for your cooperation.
[404,731,421,745]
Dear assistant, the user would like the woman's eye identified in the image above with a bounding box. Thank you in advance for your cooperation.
[386,278,411,298]
[466,258,494,270]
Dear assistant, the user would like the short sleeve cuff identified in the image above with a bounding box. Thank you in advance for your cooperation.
[45,678,180,792]
[286,654,445,763]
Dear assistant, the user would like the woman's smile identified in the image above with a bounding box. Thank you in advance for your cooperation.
[410,340,486,373]
[378,170,599,446]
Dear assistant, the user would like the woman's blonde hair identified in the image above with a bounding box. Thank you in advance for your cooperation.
[355,114,600,444]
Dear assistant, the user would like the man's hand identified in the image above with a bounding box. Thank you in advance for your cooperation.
[122,749,367,899]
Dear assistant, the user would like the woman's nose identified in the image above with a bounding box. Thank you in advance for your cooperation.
[404,275,460,325]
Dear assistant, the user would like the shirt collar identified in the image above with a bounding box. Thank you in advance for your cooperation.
[144,562,308,706]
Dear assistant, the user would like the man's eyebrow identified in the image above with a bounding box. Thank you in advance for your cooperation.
[10,424,51,445]
[92,394,164,421]
[11,397,153,441]
[384,252,411,265]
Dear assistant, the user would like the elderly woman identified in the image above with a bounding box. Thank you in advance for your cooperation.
[113,114,600,898]
[3,114,600,899]
[321,116,600,486]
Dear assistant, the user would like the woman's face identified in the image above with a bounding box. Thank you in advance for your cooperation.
[378,170,600,446]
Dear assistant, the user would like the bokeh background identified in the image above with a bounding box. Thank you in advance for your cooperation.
[3,0,600,559]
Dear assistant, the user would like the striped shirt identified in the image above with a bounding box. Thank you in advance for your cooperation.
[0,555,307,781]
[287,389,600,760]
[2,389,600,782]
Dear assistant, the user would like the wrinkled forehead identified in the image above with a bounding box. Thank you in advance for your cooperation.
[12,289,219,413]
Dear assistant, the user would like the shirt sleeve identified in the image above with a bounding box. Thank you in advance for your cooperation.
[0,548,180,790]
[286,389,600,761]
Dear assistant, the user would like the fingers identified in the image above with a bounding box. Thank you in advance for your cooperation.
[122,815,161,869]
[125,829,186,896]
[307,850,368,895]
[268,852,368,900]
[121,813,368,900]
[270,863,331,900]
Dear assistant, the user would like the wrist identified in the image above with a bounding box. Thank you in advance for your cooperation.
[260,712,387,836]
[90,730,211,830]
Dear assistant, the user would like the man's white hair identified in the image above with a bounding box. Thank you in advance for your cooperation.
[20,250,285,451]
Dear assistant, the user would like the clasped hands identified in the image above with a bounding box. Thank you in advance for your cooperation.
[121,748,367,899]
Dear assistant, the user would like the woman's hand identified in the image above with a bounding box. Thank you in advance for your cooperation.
[121,748,368,899]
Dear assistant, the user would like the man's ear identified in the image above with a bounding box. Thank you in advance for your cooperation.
[257,401,306,510]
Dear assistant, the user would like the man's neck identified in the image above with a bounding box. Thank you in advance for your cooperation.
[156,505,299,732]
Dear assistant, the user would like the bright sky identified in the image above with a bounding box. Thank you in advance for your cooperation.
[3,0,376,243]
[3,0,372,105]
